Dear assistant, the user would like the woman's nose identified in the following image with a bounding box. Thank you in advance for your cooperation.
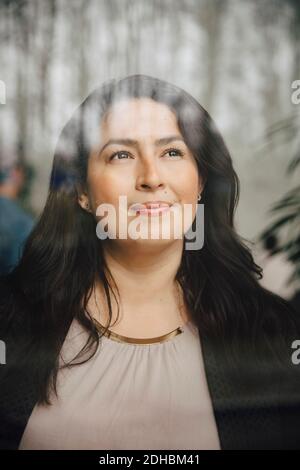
[135,159,165,191]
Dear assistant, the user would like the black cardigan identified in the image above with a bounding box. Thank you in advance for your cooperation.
[1,320,300,450]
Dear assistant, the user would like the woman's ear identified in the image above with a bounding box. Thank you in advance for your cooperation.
[77,189,92,213]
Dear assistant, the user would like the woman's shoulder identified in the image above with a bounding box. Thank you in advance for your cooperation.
[0,275,39,449]
[0,357,38,450]
[262,289,300,357]
[214,288,300,403]
[247,287,300,344]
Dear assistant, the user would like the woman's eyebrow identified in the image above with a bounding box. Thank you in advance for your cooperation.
[98,135,185,155]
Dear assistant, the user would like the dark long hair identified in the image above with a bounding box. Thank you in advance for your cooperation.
[1,74,298,405]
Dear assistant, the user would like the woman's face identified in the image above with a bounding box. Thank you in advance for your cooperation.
[79,97,203,247]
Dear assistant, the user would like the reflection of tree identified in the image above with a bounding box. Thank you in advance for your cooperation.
[15,0,30,164]
[259,178,300,292]
[258,0,300,298]
[0,0,299,224]
[287,0,300,99]
[81,3,91,97]
[258,108,300,292]
[198,0,227,111]
[39,0,56,129]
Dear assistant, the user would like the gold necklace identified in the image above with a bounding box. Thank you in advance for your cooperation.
[92,281,187,344]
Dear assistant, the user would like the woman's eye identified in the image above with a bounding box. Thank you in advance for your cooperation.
[164,149,184,158]
[109,148,184,161]
[109,151,131,161]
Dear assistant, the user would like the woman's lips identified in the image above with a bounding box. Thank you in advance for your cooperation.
[135,206,171,216]
[128,202,173,216]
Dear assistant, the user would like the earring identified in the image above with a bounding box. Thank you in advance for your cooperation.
[197,193,201,202]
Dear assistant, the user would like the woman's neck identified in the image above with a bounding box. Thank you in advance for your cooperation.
[102,239,184,303]
[88,239,191,336]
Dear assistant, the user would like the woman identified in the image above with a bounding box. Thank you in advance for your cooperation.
[0,74,299,450]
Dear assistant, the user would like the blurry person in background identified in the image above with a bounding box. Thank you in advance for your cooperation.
[0,162,34,275]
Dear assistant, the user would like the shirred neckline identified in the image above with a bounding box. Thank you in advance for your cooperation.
[93,318,189,345]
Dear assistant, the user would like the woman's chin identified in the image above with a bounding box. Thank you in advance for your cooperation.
[106,234,184,250]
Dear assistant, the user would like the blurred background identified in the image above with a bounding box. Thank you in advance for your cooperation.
[0,0,299,303]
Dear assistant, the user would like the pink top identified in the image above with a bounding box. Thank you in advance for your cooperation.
[19,318,221,450]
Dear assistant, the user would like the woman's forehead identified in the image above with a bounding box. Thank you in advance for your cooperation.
[101,97,179,138]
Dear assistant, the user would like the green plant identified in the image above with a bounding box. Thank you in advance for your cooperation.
[259,110,300,292]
